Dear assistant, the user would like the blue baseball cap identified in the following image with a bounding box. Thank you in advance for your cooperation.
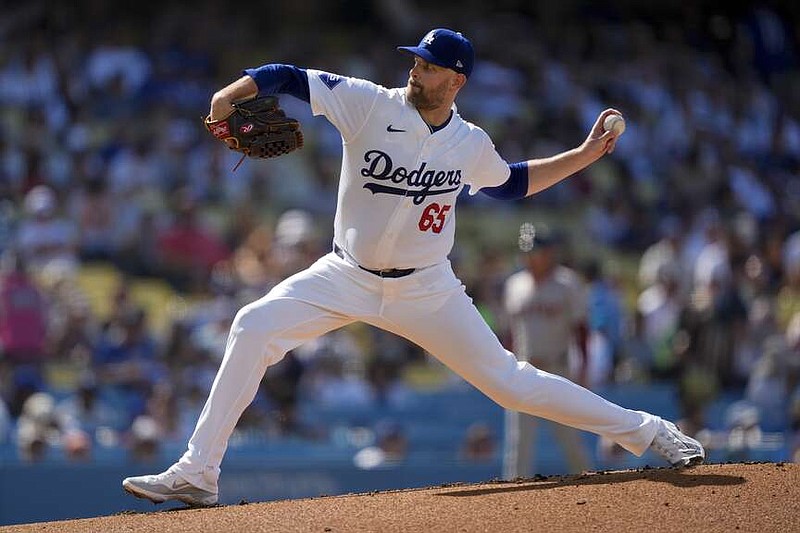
[397,28,474,77]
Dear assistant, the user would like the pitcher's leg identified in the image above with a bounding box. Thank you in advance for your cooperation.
[124,255,381,504]
[383,287,658,457]
[174,297,352,491]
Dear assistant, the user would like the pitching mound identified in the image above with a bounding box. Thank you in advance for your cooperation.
[2,463,797,532]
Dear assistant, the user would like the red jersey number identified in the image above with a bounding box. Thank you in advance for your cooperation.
[418,203,452,234]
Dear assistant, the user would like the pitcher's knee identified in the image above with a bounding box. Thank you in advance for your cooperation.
[232,299,286,333]
[231,303,261,332]
[482,362,541,412]
[227,302,283,363]
[489,387,527,412]
[479,375,525,411]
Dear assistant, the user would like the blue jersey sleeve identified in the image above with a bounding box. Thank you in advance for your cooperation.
[243,64,310,103]
[481,162,529,200]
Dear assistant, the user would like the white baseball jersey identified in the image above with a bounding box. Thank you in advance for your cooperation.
[504,266,587,366]
[307,69,510,270]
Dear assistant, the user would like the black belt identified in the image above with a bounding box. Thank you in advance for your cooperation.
[333,244,415,278]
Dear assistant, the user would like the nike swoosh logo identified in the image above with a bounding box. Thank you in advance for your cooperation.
[171,479,191,490]
[386,125,406,133]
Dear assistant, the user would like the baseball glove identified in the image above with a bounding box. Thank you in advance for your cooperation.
[203,96,304,161]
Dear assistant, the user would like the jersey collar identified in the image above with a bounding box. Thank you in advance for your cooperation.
[425,110,453,133]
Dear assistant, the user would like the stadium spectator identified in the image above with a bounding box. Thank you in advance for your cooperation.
[4,364,43,419]
[675,241,748,393]
[306,354,373,410]
[47,296,96,362]
[366,357,412,410]
[260,351,305,435]
[128,414,160,463]
[353,420,408,469]
[62,428,92,462]
[16,392,59,462]
[636,261,683,378]
[156,188,230,292]
[55,372,123,438]
[93,306,161,424]
[143,382,181,443]
[638,216,688,291]
[271,209,323,279]
[461,422,497,463]
[0,251,49,365]
[616,311,655,383]
[745,335,794,430]
[68,176,116,262]
[16,185,78,276]
[0,37,60,107]
[582,259,625,386]
[230,220,277,298]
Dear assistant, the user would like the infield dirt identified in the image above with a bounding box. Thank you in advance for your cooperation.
[1,462,797,532]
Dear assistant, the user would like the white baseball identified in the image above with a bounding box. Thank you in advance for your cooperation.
[603,114,626,135]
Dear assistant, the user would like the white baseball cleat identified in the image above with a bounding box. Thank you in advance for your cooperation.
[649,418,705,468]
[122,467,218,507]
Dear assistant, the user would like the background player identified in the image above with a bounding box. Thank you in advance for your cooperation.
[123,28,704,507]
[503,223,592,478]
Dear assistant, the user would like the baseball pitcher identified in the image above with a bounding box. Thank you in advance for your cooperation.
[123,28,704,506]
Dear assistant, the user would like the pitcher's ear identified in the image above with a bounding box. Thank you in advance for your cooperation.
[453,73,467,90]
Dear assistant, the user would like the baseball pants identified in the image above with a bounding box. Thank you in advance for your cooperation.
[175,252,658,491]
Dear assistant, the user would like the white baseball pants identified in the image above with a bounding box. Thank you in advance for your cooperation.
[175,252,658,491]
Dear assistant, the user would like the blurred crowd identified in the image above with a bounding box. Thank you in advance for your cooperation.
[0,1,799,466]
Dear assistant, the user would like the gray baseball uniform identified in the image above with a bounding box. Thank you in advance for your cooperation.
[503,265,592,477]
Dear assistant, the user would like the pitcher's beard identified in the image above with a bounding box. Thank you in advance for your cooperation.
[406,82,447,111]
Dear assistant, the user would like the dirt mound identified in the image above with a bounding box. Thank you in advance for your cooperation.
[3,463,797,533]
